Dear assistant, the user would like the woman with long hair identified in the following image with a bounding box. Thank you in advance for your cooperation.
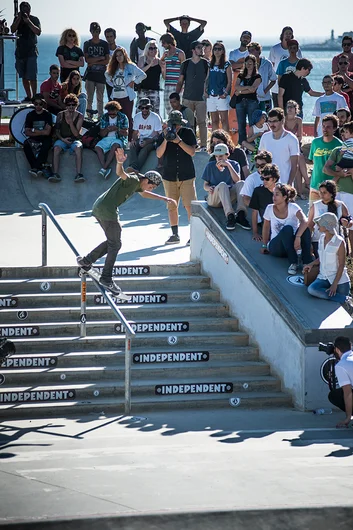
[201,39,213,61]
[284,99,310,198]
[231,54,261,145]
[60,70,87,116]
[308,180,351,257]
[137,40,164,114]
[206,42,232,132]
[56,28,84,83]
[209,129,250,179]
[261,183,313,274]
[105,46,146,140]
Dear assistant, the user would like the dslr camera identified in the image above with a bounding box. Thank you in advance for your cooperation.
[165,125,177,141]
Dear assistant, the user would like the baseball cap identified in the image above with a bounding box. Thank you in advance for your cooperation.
[191,40,203,50]
[168,110,187,125]
[213,143,229,156]
[241,30,252,38]
[90,22,101,32]
[144,171,162,186]
[314,212,338,234]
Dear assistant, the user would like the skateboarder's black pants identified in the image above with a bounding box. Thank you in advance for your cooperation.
[23,137,52,170]
[86,217,122,281]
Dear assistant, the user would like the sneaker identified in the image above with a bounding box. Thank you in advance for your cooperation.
[288,263,298,275]
[226,213,236,231]
[104,168,112,179]
[48,173,62,183]
[76,256,91,271]
[74,173,85,183]
[98,168,106,177]
[165,234,180,245]
[29,169,38,178]
[235,210,251,230]
[99,277,121,295]
[342,296,353,317]
[36,170,44,178]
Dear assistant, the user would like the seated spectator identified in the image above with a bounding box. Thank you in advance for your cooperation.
[202,143,250,231]
[249,163,280,240]
[334,108,351,139]
[60,70,87,116]
[304,213,351,306]
[23,93,53,178]
[261,183,313,275]
[40,64,65,115]
[241,109,269,157]
[137,40,164,115]
[105,46,146,141]
[169,92,194,129]
[163,15,207,59]
[284,99,310,197]
[49,94,84,183]
[201,39,212,61]
[127,98,162,172]
[95,101,128,179]
[278,59,323,117]
[209,129,249,179]
[333,75,351,107]
[240,150,273,208]
[308,180,350,257]
[56,28,84,83]
[206,41,232,132]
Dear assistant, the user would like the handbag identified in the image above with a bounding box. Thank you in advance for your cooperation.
[304,264,319,286]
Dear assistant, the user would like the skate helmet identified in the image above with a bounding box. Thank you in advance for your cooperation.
[144,170,162,187]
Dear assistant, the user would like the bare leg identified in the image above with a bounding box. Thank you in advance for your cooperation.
[22,79,32,99]
[184,205,192,221]
[299,154,310,187]
[295,169,303,197]
[29,80,37,98]
[95,146,106,167]
[75,146,83,174]
[241,140,255,152]
[219,110,229,132]
[168,209,179,226]
[349,231,353,258]
[210,112,220,131]
[104,144,119,169]
[52,146,62,174]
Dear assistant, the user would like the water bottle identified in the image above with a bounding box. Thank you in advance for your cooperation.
[313,408,332,415]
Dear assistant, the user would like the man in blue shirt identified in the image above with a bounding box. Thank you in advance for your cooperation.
[202,143,250,231]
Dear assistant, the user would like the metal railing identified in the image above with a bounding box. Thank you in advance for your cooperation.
[38,202,135,414]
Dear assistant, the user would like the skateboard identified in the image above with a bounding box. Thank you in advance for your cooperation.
[228,70,239,147]
[78,267,132,302]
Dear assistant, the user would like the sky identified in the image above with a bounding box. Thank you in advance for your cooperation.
[1,0,350,41]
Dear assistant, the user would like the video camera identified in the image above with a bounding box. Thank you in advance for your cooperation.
[165,124,177,141]
[0,338,16,363]
[318,342,335,356]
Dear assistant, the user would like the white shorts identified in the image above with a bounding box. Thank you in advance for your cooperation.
[337,191,353,231]
[207,95,230,112]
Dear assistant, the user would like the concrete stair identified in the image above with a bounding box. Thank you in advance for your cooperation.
[0,262,292,418]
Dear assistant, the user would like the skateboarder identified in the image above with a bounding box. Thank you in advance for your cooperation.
[77,148,176,295]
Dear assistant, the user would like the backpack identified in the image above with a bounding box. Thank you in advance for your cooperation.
[81,122,101,149]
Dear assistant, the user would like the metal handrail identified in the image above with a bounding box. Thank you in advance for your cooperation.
[38,202,135,414]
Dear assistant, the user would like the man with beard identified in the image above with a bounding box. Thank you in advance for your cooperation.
[229,30,252,72]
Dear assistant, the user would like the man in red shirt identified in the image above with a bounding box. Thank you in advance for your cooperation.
[40,64,66,115]
[332,36,353,74]
[333,53,353,111]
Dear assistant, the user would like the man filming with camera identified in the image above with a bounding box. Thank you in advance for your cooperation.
[156,110,197,245]
[328,336,353,428]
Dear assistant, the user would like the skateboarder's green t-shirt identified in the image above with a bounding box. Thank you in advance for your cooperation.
[92,175,143,220]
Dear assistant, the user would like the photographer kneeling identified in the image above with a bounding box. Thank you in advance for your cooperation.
[328,336,353,428]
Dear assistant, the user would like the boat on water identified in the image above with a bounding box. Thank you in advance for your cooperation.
[302,30,353,51]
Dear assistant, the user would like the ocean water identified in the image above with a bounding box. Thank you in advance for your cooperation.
[3,35,336,122]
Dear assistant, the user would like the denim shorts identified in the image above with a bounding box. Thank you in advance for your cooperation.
[15,55,37,80]
[96,136,123,153]
[54,139,82,153]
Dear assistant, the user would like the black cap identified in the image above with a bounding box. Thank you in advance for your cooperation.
[90,22,101,32]
[191,40,203,50]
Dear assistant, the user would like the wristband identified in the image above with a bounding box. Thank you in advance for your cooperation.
[261,244,267,248]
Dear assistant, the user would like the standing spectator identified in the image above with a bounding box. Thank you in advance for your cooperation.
[249,163,280,240]
[60,70,87,117]
[202,143,250,231]
[229,30,252,72]
[209,129,249,180]
[276,39,300,83]
[206,41,232,132]
[333,75,351,107]
[201,39,212,61]
[156,110,197,245]
[40,64,65,115]
[284,100,310,197]
[160,33,185,117]
[176,41,209,150]
[105,47,146,141]
[83,22,110,118]
[259,107,299,185]
[313,75,348,137]
[163,15,207,59]
[308,114,342,202]
[332,36,353,74]
[240,150,273,208]
[248,42,276,113]
[127,98,162,172]
[130,23,151,65]
[11,1,41,102]
[56,28,84,83]
[333,54,353,111]
[95,101,128,179]
[137,40,163,114]
[169,92,194,129]
[231,54,261,145]
[269,26,302,108]
[104,28,118,100]
[261,183,312,275]
[23,93,52,178]
[278,59,323,117]
[49,94,84,183]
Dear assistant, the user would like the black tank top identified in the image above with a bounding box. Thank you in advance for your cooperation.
[140,63,161,91]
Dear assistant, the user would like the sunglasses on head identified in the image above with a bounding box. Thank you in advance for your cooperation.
[260,176,272,181]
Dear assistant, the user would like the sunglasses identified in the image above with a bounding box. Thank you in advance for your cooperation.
[66,103,76,107]
[67,33,76,37]
[34,102,44,106]
[149,47,157,50]
[339,61,349,65]
[213,47,223,51]
[256,163,266,168]
[260,176,272,181]
[343,43,352,46]
[140,106,149,110]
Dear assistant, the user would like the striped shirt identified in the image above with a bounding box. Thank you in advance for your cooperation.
[165,49,182,85]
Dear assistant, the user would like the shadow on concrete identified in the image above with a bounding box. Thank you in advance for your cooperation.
[0,422,55,457]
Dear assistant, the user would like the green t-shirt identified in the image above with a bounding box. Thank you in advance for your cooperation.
[92,174,143,220]
[328,146,353,194]
[309,136,342,190]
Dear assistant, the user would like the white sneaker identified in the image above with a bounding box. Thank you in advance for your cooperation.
[288,263,298,275]
[104,168,112,179]
[98,168,106,177]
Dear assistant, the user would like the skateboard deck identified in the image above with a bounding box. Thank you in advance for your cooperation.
[228,71,239,146]
[79,267,132,302]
